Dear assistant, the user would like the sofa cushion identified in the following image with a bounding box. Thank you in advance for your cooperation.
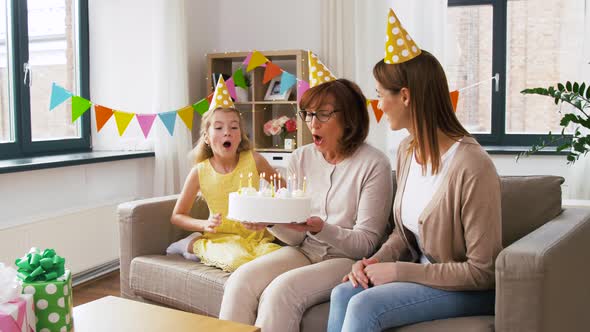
[130,255,229,316]
[301,302,494,331]
[500,176,564,247]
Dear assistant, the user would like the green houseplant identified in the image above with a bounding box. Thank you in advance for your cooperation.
[519,81,590,164]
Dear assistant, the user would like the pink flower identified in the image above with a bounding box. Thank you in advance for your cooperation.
[263,120,274,136]
[263,116,297,136]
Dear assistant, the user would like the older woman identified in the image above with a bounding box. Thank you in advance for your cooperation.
[218,79,393,332]
[327,49,502,331]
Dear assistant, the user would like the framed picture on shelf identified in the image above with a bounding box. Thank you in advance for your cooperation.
[264,77,293,101]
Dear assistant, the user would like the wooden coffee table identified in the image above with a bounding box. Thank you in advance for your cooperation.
[73,296,260,331]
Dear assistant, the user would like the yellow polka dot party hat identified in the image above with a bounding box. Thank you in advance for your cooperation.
[209,76,235,111]
[308,50,337,88]
[384,8,421,64]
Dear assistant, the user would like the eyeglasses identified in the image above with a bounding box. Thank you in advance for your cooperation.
[298,110,340,123]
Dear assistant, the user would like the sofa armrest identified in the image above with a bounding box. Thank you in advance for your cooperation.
[118,194,209,298]
[495,207,590,332]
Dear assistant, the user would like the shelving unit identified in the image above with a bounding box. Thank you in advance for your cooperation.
[206,50,311,153]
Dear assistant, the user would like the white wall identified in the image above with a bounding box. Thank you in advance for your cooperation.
[0,158,154,274]
[185,0,321,98]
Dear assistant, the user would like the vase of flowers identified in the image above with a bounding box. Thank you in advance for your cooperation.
[263,116,297,149]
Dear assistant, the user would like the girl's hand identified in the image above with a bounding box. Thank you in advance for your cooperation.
[242,222,270,231]
[364,262,397,286]
[342,257,379,289]
[285,216,324,234]
[203,213,222,233]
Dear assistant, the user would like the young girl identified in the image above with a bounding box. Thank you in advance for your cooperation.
[168,106,281,272]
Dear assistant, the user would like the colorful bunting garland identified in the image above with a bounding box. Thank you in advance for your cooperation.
[48,50,466,137]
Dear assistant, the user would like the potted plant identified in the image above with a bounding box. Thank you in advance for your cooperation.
[235,74,251,102]
[519,81,590,164]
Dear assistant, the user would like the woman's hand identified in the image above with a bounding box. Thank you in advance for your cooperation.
[285,216,324,233]
[364,262,397,286]
[202,213,222,233]
[343,257,378,289]
[242,222,271,231]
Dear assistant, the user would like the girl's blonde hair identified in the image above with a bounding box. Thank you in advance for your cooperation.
[190,107,252,164]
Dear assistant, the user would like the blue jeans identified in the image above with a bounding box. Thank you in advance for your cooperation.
[327,281,495,332]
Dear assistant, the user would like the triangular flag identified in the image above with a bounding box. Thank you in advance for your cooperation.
[263,62,283,84]
[71,96,92,122]
[177,105,194,130]
[49,82,72,111]
[384,8,421,64]
[370,100,384,123]
[297,79,310,103]
[94,105,114,132]
[206,92,214,103]
[233,68,247,89]
[225,77,237,100]
[242,52,253,67]
[158,111,177,136]
[113,111,135,136]
[192,98,210,116]
[246,50,269,72]
[136,114,157,138]
[450,90,459,112]
[209,76,235,110]
[280,71,297,95]
[308,51,337,87]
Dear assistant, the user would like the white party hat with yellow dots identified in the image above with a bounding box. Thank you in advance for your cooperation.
[308,50,337,88]
[384,8,421,64]
[209,76,235,111]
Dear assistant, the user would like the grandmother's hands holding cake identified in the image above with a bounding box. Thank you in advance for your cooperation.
[285,216,324,234]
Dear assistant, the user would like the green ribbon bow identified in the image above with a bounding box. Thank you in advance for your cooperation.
[14,248,66,282]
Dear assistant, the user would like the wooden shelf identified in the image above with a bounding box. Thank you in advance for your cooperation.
[207,50,311,152]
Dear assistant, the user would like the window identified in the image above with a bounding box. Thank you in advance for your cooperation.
[447,0,584,147]
[0,0,89,159]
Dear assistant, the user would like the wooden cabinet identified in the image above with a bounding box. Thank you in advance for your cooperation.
[206,50,311,152]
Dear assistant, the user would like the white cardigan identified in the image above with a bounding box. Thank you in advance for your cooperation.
[268,142,393,262]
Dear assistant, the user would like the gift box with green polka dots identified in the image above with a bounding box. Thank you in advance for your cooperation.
[22,269,73,332]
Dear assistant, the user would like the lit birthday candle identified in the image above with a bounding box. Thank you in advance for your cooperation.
[287,175,291,193]
[303,176,307,193]
[239,173,243,189]
[259,172,264,191]
[248,172,253,188]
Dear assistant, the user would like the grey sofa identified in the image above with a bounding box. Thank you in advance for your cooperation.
[118,175,590,331]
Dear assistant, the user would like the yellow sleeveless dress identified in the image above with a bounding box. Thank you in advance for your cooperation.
[194,150,280,272]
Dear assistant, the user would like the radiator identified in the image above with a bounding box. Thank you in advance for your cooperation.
[0,203,123,278]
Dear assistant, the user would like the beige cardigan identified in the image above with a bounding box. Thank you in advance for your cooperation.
[372,136,502,291]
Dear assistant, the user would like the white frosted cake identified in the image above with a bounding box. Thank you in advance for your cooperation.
[227,187,311,224]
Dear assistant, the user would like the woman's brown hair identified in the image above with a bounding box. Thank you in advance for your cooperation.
[299,79,369,157]
[190,107,252,164]
[373,50,470,174]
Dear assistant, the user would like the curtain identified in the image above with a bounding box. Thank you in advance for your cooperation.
[151,0,193,196]
[569,0,590,200]
[320,0,448,167]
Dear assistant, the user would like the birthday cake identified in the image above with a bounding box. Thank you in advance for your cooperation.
[227,175,311,223]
